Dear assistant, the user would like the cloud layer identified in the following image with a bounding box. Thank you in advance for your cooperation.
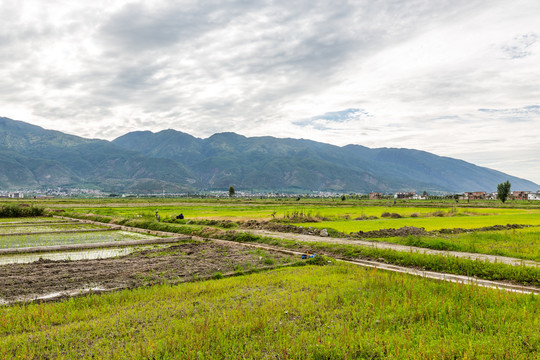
[1,0,539,185]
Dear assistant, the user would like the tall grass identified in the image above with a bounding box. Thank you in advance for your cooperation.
[0,264,538,358]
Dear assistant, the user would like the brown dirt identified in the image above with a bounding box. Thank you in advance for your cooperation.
[0,241,296,303]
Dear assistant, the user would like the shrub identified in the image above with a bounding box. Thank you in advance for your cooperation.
[0,204,45,217]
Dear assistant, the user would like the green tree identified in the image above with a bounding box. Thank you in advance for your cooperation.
[228,186,235,198]
[497,181,511,203]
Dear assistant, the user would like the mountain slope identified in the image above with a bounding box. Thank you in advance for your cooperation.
[114,129,539,193]
[0,117,198,192]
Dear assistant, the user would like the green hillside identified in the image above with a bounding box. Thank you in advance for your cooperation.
[114,129,538,193]
[0,117,198,192]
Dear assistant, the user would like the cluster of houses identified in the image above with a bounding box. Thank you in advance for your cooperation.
[461,191,540,201]
[368,191,540,201]
[0,192,24,199]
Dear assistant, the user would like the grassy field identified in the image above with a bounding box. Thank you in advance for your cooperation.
[0,263,538,359]
[302,212,540,233]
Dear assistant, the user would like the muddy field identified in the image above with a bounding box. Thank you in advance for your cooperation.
[0,240,296,303]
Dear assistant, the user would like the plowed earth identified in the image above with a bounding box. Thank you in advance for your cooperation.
[0,241,295,303]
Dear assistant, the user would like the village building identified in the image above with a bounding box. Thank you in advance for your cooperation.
[528,192,540,201]
[464,192,486,200]
[394,192,415,199]
[512,191,530,200]
[369,192,383,200]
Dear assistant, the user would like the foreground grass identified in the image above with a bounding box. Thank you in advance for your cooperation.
[1,264,538,359]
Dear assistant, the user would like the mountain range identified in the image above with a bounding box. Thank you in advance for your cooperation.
[1,117,537,194]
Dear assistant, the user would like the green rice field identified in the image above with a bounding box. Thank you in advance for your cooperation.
[0,230,157,249]
[68,203,531,221]
[301,212,540,233]
[0,263,538,359]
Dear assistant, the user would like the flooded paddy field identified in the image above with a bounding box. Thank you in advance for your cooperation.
[0,244,172,265]
[0,229,158,249]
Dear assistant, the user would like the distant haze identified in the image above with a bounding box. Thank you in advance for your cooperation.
[1,1,539,184]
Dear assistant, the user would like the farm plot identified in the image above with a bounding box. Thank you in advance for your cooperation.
[0,222,108,234]
[66,204,525,222]
[0,217,299,304]
[0,241,297,303]
[0,229,156,249]
[300,212,540,233]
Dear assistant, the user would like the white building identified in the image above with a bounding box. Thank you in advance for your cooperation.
[528,192,540,201]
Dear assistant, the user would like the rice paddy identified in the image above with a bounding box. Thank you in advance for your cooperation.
[300,212,540,232]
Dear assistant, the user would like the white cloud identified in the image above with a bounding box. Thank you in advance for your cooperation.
[0,0,539,183]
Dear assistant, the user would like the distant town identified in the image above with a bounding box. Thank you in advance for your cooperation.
[2,188,540,201]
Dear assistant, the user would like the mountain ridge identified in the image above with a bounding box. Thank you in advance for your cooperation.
[113,128,538,193]
[0,117,537,193]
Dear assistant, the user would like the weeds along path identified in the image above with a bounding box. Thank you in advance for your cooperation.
[204,237,540,295]
[243,229,540,268]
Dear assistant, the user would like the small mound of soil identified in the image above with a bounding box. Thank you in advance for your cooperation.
[351,226,428,238]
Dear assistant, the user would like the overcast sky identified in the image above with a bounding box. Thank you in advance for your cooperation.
[1,0,539,184]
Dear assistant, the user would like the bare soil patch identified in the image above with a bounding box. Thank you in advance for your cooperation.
[0,241,295,303]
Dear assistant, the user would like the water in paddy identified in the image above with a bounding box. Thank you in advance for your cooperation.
[0,245,168,265]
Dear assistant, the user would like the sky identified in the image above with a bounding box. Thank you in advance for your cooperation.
[1,0,539,184]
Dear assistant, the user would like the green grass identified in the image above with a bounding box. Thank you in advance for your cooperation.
[373,228,540,262]
[1,264,538,359]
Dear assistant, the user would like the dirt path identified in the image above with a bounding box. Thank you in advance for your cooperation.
[244,229,540,267]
